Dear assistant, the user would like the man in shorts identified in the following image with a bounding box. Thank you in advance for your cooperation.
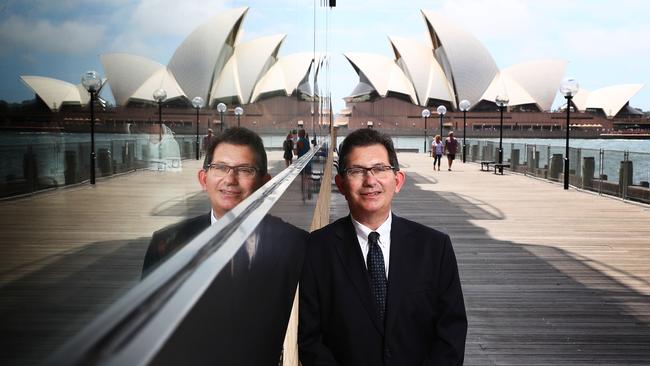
[444,131,459,171]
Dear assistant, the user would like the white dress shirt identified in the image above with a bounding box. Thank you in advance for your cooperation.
[212,209,257,264]
[351,212,392,279]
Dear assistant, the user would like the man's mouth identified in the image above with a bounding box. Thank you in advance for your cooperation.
[220,190,241,197]
[360,191,380,197]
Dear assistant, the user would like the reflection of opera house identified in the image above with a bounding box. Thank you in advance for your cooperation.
[12,8,647,137]
[15,7,326,135]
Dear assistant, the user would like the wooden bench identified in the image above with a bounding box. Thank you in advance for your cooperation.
[494,163,511,175]
[480,161,496,171]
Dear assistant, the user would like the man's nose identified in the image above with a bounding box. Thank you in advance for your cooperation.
[222,169,239,183]
[361,170,378,185]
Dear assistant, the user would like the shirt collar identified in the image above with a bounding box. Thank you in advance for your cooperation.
[210,209,218,226]
[351,212,392,244]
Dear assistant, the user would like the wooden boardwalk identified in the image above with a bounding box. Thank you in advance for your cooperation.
[2,149,650,365]
[329,153,650,365]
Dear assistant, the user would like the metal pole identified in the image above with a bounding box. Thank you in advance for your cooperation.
[158,101,162,140]
[462,110,467,163]
[564,96,571,190]
[423,116,427,153]
[439,114,443,139]
[89,91,96,185]
[195,107,200,160]
[219,111,224,132]
[498,106,504,164]
[237,115,240,128]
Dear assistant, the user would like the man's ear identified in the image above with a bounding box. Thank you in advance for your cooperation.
[198,169,208,191]
[334,174,347,196]
[394,170,406,194]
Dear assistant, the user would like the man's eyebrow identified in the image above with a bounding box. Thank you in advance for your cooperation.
[212,161,255,167]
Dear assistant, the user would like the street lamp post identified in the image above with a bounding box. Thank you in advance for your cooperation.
[560,77,579,190]
[192,96,205,160]
[436,105,447,139]
[153,88,167,140]
[81,70,102,185]
[495,95,509,164]
[234,106,244,128]
[459,99,471,163]
[217,102,227,132]
[421,109,430,153]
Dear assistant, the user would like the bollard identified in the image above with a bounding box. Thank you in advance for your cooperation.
[142,145,150,162]
[481,145,490,161]
[98,148,113,176]
[549,154,563,180]
[527,150,534,171]
[23,147,38,192]
[582,157,595,188]
[125,142,135,168]
[534,151,540,168]
[511,149,520,170]
[64,150,78,185]
[184,141,192,159]
[619,161,633,198]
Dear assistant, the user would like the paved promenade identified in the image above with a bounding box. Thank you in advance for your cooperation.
[331,153,650,365]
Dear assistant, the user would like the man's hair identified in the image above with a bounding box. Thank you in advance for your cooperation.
[204,127,268,175]
[337,128,399,176]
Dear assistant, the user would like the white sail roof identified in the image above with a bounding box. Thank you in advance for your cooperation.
[167,7,247,102]
[586,84,644,118]
[421,10,499,108]
[502,59,567,111]
[130,68,186,102]
[211,34,286,104]
[100,53,164,106]
[20,76,84,110]
[250,52,315,102]
[388,36,454,106]
[344,52,418,104]
[480,72,536,107]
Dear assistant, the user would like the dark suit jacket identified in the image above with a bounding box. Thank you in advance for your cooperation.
[299,214,467,366]
[142,214,307,365]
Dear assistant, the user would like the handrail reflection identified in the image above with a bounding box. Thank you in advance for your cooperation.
[46,140,325,366]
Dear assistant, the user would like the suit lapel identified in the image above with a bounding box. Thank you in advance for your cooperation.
[333,216,385,336]
[385,215,413,336]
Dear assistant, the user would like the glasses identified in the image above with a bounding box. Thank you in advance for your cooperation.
[205,163,258,179]
[343,164,395,179]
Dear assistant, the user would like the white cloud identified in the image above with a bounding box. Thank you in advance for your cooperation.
[0,15,106,55]
[126,0,231,37]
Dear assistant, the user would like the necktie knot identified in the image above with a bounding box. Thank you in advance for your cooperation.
[368,231,380,245]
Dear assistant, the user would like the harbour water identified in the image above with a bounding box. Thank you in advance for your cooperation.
[1,131,649,196]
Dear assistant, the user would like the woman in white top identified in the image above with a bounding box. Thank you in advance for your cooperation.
[431,135,444,171]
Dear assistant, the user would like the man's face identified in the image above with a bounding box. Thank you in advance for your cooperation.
[198,143,270,218]
[335,144,405,226]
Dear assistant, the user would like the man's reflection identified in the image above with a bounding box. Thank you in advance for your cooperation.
[142,127,306,365]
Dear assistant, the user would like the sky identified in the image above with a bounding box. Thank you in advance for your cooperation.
[1,0,649,113]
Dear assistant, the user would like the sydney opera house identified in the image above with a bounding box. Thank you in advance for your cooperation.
[10,7,647,136]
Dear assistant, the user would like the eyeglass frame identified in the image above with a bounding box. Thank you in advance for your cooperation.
[342,164,396,179]
[204,163,259,179]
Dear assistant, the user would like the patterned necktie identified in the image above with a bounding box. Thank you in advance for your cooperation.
[367,231,387,323]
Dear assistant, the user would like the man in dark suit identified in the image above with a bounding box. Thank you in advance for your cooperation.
[142,127,306,365]
[299,128,467,365]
